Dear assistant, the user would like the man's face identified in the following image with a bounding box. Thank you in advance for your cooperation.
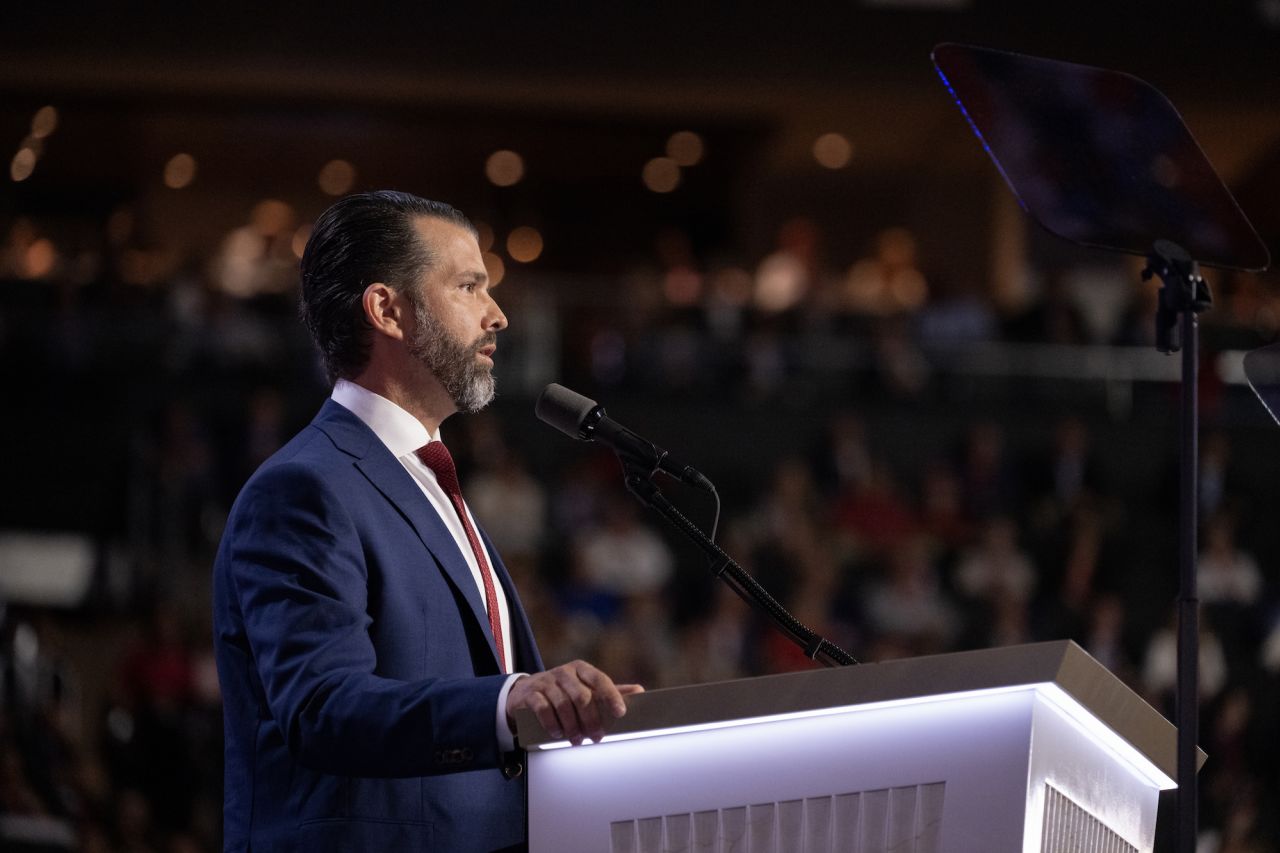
[404,217,506,413]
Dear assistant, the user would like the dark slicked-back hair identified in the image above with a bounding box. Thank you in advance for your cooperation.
[299,190,476,383]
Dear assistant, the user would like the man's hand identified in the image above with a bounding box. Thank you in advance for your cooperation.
[506,661,644,746]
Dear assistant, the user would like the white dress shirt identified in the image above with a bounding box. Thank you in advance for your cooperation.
[331,379,523,748]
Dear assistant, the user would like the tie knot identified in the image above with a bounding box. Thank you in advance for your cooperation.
[416,441,460,496]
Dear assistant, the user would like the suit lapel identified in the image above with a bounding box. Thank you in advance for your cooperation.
[314,402,502,669]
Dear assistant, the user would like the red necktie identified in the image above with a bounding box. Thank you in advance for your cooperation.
[416,441,508,673]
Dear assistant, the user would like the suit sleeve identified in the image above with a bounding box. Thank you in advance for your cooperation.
[221,461,510,778]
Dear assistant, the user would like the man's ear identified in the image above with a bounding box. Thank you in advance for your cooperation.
[362,282,408,341]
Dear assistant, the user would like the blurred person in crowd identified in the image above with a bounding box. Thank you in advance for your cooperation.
[1262,607,1280,676]
[743,219,824,398]
[212,200,300,300]
[832,460,917,559]
[1198,431,1240,519]
[574,495,674,602]
[669,585,752,686]
[115,601,198,834]
[914,272,996,346]
[1200,687,1269,845]
[650,228,712,390]
[870,317,931,399]
[953,515,1036,604]
[740,459,828,599]
[760,540,848,673]
[864,535,960,656]
[120,603,193,714]
[1110,261,1160,347]
[1141,608,1228,714]
[754,217,821,319]
[1199,512,1263,610]
[984,594,1034,649]
[212,191,640,852]
[840,227,928,319]
[1032,503,1118,643]
[1,614,88,824]
[810,411,873,499]
[238,386,290,480]
[750,457,825,546]
[1198,510,1266,665]
[549,457,611,542]
[956,420,1020,523]
[1002,269,1090,344]
[465,443,548,565]
[916,462,974,560]
[591,593,679,689]
[1023,416,1105,532]
[151,400,220,567]
[554,543,626,636]
[0,739,44,815]
[115,787,159,853]
[1081,593,1139,681]
[702,263,753,346]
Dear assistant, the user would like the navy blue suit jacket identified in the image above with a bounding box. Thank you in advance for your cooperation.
[213,400,544,852]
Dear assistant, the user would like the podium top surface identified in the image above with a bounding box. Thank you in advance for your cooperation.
[515,640,1201,778]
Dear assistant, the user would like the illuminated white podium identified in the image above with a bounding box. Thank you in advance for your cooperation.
[515,641,1199,853]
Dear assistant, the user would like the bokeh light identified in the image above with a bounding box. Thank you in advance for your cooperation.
[163,153,198,189]
[642,157,681,193]
[30,106,58,138]
[663,268,702,305]
[10,148,37,182]
[317,159,357,196]
[506,226,543,263]
[813,132,853,169]
[251,199,296,237]
[485,150,525,187]
[292,224,313,259]
[482,251,506,285]
[106,208,135,247]
[24,238,57,278]
[474,220,495,253]
[666,131,705,166]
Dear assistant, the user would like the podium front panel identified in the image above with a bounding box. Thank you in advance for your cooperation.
[527,683,1168,853]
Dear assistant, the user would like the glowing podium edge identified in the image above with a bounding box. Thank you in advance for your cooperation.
[514,639,1198,789]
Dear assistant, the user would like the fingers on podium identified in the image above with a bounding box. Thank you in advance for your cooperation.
[510,662,643,745]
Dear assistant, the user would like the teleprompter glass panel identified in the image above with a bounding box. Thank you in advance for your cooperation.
[932,43,1269,272]
[1244,343,1280,426]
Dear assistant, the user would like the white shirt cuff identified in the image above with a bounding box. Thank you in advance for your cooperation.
[496,672,527,753]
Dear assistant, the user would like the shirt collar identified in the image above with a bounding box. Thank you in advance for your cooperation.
[331,378,440,457]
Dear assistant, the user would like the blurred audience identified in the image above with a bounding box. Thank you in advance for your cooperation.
[2,208,1278,852]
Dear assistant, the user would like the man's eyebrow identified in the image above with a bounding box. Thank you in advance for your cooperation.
[461,269,491,286]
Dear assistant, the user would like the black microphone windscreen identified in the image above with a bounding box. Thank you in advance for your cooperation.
[535,384,598,439]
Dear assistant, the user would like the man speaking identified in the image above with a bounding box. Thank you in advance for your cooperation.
[212,190,641,852]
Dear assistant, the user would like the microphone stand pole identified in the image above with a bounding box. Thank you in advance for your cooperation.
[620,465,858,669]
[1144,239,1211,853]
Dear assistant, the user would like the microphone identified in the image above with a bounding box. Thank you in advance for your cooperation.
[536,384,715,492]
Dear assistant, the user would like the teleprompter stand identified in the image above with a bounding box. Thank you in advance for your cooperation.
[1144,241,1211,853]
[932,43,1269,853]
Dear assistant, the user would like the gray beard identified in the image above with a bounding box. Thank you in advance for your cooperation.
[407,301,497,414]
